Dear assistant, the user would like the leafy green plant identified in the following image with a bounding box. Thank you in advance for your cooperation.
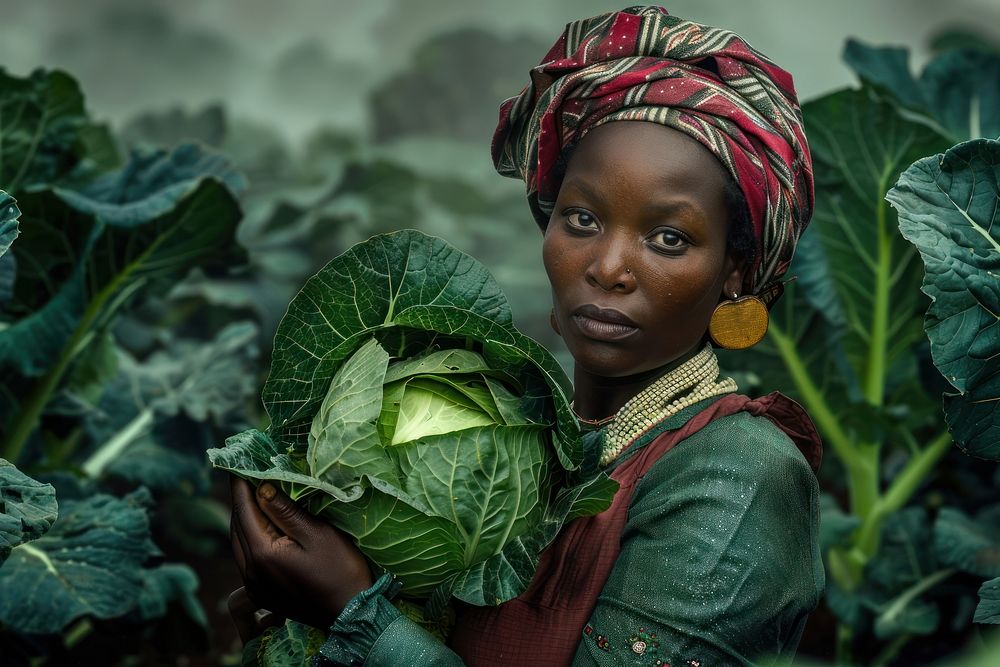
[211,230,616,611]
[723,40,1000,663]
[0,69,255,664]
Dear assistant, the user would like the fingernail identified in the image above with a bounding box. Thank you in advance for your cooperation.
[258,483,276,500]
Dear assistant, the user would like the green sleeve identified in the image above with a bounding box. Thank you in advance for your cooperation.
[574,412,825,667]
[318,574,464,666]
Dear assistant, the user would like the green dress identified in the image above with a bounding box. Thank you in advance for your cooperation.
[318,397,825,666]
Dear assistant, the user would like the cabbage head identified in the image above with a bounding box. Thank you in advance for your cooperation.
[209,230,616,606]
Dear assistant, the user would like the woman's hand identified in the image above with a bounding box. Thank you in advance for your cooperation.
[229,476,373,632]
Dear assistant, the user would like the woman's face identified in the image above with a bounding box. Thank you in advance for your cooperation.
[542,121,743,378]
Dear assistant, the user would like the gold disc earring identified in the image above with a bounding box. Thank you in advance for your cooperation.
[708,292,768,350]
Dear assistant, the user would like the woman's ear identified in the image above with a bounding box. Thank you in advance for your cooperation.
[721,251,748,300]
[549,307,562,336]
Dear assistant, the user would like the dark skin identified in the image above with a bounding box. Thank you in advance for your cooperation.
[227,120,745,640]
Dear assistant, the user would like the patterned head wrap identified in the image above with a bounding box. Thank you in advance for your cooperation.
[493,6,813,305]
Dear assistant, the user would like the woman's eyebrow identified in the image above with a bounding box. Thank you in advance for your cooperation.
[559,178,607,207]
[641,200,698,217]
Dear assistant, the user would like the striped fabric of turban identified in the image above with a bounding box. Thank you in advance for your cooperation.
[492,5,813,305]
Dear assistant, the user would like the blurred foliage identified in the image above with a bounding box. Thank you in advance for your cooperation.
[0,18,998,666]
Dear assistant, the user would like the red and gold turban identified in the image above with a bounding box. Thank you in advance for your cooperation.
[492,6,813,305]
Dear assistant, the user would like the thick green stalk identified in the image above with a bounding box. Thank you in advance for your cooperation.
[853,431,952,560]
[769,323,856,462]
[865,190,892,407]
[1,271,128,464]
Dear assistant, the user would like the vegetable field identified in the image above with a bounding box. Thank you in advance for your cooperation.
[1,7,999,666]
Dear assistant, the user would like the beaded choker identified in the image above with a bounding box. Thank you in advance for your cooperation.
[587,345,736,466]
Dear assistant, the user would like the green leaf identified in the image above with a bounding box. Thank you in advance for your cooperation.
[0,489,158,634]
[0,458,58,565]
[843,40,1000,141]
[843,40,928,111]
[975,576,1000,623]
[0,68,89,193]
[933,507,1000,578]
[308,337,396,488]
[136,563,207,627]
[888,138,1000,458]
[208,429,362,505]
[0,191,21,304]
[920,49,1000,141]
[803,87,951,403]
[819,493,861,553]
[51,142,246,224]
[0,191,18,261]
[250,619,326,666]
[0,144,246,378]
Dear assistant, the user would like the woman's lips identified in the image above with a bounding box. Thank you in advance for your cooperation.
[571,304,639,341]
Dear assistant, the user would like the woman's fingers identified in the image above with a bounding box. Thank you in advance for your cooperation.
[254,482,324,545]
[231,477,283,550]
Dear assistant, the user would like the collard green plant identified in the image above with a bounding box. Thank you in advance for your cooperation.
[887,138,1000,626]
[0,69,250,664]
[720,39,1000,663]
[210,230,616,610]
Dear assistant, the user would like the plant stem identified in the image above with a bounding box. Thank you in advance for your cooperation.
[836,623,854,666]
[854,431,952,559]
[879,569,955,631]
[1,259,129,465]
[872,632,911,667]
[81,408,154,478]
[865,192,892,407]
[769,323,856,462]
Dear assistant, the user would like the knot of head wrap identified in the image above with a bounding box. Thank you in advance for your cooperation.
[492,5,814,306]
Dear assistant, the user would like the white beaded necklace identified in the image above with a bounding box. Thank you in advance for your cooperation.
[589,345,737,466]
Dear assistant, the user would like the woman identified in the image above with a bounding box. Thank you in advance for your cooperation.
[229,6,824,665]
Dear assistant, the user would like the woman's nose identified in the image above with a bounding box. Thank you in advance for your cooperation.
[584,243,637,292]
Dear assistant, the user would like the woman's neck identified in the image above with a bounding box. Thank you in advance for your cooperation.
[571,345,702,421]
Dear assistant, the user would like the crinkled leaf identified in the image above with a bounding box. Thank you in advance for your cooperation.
[308,337,395,488]
[0,458,58,565]
[0,489,158,634]
[136,563,207,627]
[0,191,18,261]
[208,429,362,505]
[933,506,1000,578]
[975,577,1000,624]
[888,139,1000,458]
[51,142,246,224]
[0,68,88,193]
[0,145,246,377]
[0,192,20,304]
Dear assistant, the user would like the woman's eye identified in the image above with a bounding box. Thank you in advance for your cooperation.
[650,230,688,250]
[566,211,598,230]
